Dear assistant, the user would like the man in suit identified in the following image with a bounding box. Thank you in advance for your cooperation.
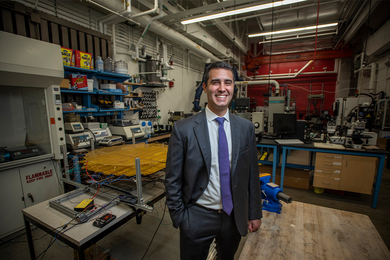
[165,61,262,260]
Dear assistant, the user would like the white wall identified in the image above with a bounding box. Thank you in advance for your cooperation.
[335,58,353,99]
[337,18,390,98]
[375,54,390,94]
[356,53,390,96]
[116,46,206,126]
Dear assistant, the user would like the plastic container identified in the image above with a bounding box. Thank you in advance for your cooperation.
[87,79,94,92]
[104,57,115,72]
[314,187,324,194]
[115,60,128,74]
[62,103,75,111]
[100,84,116,90]
[95,56,104,71]
[140,120,153,137]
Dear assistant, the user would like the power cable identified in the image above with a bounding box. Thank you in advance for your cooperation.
[141,200,167,260]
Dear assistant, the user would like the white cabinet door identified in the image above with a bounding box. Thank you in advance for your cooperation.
[19,160,61,208]
[0,168,25,239]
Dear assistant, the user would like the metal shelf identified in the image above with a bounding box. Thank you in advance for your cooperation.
[63,66,130,82]
[61,67,131,119]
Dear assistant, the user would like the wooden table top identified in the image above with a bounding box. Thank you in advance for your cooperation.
[239,202,390,260]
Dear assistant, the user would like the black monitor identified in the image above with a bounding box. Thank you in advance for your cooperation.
[235,97,250,110]
[273,113,297,136]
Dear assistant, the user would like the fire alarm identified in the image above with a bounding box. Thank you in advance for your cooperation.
[169,81,174,88]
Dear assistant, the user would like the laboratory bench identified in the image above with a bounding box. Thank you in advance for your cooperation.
[23,181,166,260]
[257,140,388,208]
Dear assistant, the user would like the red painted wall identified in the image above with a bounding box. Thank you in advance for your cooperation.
[246,59,337,118]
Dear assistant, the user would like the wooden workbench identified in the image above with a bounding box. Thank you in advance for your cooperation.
[239,202,390,260]
[148,133,171,142]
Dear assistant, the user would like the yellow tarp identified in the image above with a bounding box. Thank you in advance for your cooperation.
[84,143,168,176]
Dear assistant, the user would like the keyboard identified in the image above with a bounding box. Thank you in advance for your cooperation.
[275,139,304,145]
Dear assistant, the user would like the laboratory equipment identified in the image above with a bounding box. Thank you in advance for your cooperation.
[267,96,285,134]
[82,122,112,142]
[66,131,93,150]
[98,136,124,146]
[273,113,297,137]
[252,112,264,135]
[0,31,65,238]
[235,97,250,110]
[109,120,145,140]
[260,173,292,214]
[65,122,84,133]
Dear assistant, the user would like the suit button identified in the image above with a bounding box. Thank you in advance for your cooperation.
[199,187,204,192]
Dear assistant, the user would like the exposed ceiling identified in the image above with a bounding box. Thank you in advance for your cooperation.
[155,0,390,59]
[89,0,390,63]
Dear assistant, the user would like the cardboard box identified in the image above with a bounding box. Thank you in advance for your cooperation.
[74,50,93,70]
[68,74,88,90]
[258,165,310,190]
[60,79,70,89]
[61,47,73,66]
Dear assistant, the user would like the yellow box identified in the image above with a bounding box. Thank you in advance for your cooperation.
[61,47,73,66]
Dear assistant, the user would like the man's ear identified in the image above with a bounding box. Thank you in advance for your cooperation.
[202,83,207,93]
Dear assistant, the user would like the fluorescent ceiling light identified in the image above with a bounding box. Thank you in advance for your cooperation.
[181,0,307,25]
[259,32,336,44]
[249,23,338,38]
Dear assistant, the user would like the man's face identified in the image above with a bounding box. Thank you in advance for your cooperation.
[202,68,234,116]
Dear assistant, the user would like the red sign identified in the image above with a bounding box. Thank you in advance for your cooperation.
[26,169,53,184]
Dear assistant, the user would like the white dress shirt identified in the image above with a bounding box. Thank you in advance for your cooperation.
[196,105,232,210]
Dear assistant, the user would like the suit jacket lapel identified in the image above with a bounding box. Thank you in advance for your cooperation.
[194,111,212,176]
[230,113,240,177]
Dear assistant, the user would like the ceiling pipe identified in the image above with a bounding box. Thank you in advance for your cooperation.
[133,0,164,61]
[261,60,314,79]
[98,1,130,33]
[86,0,141,28]
[131,8,219,62]
[235,80,280,95]
[130,0,159,19]
[368,63,377,93]
[161,0,237,60]
[251,59,339,79]
[90,1,219,61]
[98,0,127,23]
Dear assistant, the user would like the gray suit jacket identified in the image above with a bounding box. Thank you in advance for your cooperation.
[165,110,262,236]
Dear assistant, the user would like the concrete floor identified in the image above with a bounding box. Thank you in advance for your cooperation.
[1,150,389,259]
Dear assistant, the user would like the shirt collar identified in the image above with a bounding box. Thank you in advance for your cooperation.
[205,105,230,123]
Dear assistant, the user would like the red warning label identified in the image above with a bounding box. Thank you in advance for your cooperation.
[26,169,53,184]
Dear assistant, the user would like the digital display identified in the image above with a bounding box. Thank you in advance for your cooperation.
[73,124,82,130]
[273,114,297,135]
[55,94,61,105]
[131,128,141,133]
[235,97,250,109]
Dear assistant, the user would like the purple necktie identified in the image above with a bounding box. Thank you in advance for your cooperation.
[215,117,233,215]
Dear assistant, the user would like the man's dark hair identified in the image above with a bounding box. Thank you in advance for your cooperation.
[203,61,234,84]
